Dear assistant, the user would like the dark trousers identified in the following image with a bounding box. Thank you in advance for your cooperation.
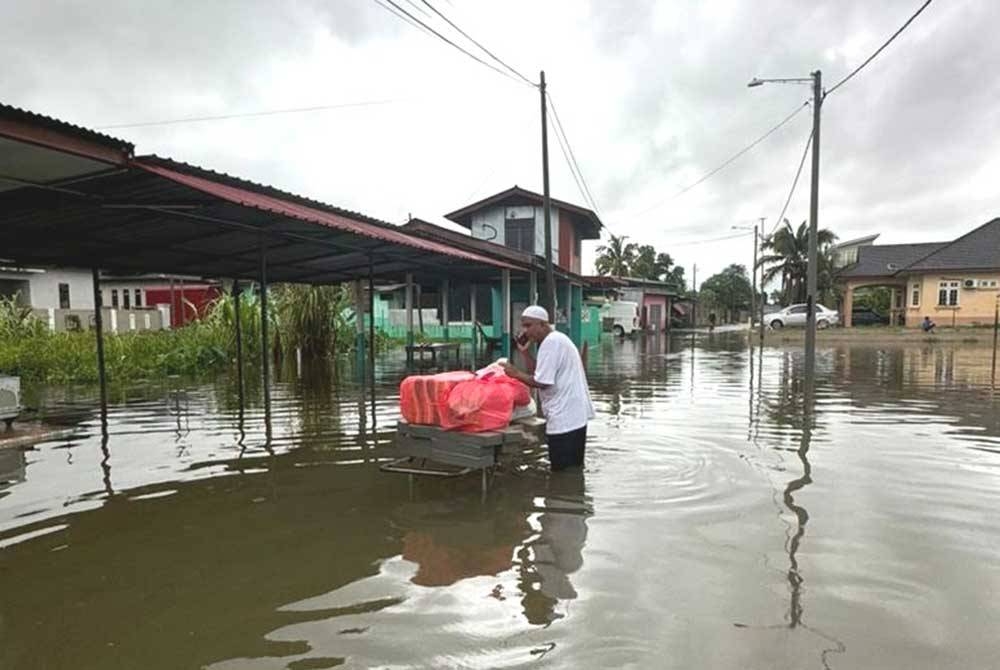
[547,425,587,471]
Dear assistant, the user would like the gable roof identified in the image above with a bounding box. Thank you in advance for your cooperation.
[444,186,602,239]
[838,242,948,278]
[905,218,1000,272]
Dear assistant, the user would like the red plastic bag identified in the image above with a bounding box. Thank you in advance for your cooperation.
[474,363,531,406]
[400,371,475,426]
[439,379,517,432]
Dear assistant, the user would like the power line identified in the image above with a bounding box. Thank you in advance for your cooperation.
[826,0,934,98]
[621,101,810,220]
[546,92,601,215]
[96,99,396,130]
[671,230,754,247]
[768,129,813,239]
[419,0,536,87]
[372,0,533,88]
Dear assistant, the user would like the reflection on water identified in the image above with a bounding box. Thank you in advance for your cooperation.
[2,338,1000,669]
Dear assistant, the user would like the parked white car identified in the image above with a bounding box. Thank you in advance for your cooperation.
[767,303,840,329]
[600,300,640,336]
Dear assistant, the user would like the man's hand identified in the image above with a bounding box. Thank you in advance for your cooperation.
[514,337,530,355]
[499,361,522,381]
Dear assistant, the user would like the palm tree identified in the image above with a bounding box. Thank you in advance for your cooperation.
[595,234,636,277]
[758,219,837,305]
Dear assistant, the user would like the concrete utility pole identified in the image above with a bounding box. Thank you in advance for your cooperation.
[539,70,557,316]
[804,70,822,380]
[692,263,697,327]
[751,222,758,331]
[758,217,766,346]
[748,71,823,377]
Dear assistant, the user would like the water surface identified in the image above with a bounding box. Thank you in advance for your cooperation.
[2,336,999,669]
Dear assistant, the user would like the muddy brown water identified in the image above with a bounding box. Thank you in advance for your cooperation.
[1,335,999,669]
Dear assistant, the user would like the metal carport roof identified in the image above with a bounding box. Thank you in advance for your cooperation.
[0,153,515,284]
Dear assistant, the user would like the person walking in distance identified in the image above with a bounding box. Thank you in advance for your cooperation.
[500,306,595,471]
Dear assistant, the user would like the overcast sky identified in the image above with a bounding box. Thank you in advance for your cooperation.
[3,0,998,286]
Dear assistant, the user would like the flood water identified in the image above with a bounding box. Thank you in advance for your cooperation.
[2,335,1000,669]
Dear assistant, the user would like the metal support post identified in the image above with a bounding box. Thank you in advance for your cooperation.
[91,267,108,420]
[405,272,414,364]
[501,269,511,358]
[441,279,450,341]
[232,279,245,411]
[259,238,271,439]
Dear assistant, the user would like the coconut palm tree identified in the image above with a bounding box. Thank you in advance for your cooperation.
[758,219,837,305]
[595,234,637,277]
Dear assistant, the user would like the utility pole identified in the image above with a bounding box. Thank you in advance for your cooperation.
[540,70,556,317]
[805,70,822,379]
[758,217,766,346]
[692,263,697,327]
[750,222,758,332]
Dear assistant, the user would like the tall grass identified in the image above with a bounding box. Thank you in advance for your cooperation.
[0,283,388,383]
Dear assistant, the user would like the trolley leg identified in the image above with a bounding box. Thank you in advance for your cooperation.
[481,468,488,501]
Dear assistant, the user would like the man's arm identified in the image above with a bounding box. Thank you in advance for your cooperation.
[499,362,550,389]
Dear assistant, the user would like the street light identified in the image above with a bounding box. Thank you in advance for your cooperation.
[748,70,822,379]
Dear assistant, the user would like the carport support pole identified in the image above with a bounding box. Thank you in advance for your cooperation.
[232,279,245,410]
[259,239,271,436]
[354,279,366,378]
[368,258,377,428]
[501,269,511,359]
[91,268,108,419]
[529,271,538,306]
[405,273,414,364]
[470,284,478,362]
[441,279,450,341]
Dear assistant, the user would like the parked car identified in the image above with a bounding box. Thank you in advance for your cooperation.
[767,303,840,329]
[600,300,640,336]
[851,308,889,326]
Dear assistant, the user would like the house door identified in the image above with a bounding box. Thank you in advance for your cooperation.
[649,304,662,332]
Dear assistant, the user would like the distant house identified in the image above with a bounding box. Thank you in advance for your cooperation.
[837,217,1000,327]
[444,185,602,275]
[0,264,218,331]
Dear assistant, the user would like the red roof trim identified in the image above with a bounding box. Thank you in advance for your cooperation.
[0,116,131,166]
[131,160,515,270]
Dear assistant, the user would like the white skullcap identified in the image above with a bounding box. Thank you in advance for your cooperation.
[521,305,549,322]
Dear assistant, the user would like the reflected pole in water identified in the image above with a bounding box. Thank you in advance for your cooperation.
[99,422,113,496]
[783,417,812,628]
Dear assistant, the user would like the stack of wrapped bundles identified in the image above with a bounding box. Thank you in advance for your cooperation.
[398,366,532,433]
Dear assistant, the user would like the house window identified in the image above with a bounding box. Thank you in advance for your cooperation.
[58,283,70,309]
[123,290,131,309]
[505,218,535,253]
[910,283,920,307]
[937,281,959,307]
[134,289,142,307]
[111,289,119,308]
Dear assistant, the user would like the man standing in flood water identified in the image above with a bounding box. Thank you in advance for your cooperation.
[500,306,595,471]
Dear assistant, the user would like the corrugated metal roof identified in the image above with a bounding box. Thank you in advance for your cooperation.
[134,158,514,270]
[0,102,134,157]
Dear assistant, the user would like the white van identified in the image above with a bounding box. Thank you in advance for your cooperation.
[600,300,640,336]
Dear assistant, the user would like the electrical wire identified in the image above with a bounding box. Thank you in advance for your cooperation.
[547,92,601,215]
[96,99,396,130]
[825,0,934,98]
[419,0,536,87]
[549,104,593,213]
[372,0,533,88]
[768,129,813,238]
[621,101,810,220]
[670,231,754,247]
